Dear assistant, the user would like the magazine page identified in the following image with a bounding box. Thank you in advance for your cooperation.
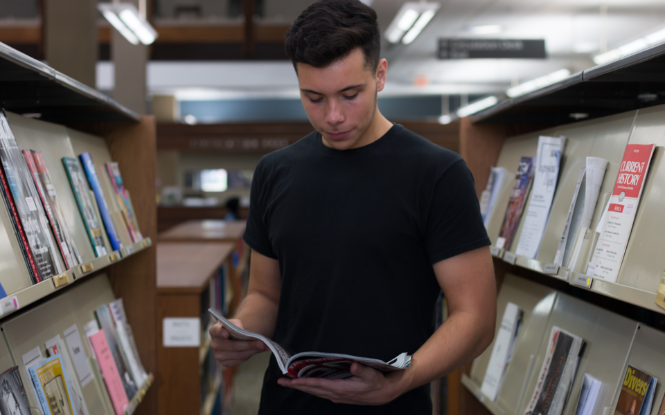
[496,157,536,250]
[591,144,655,283]
[516,136,565,259]
[285,352,410,380]
[615,365,653,415]
[0,366,31,415]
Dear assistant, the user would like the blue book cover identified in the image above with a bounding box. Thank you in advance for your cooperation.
[29,354,79,415]
[0,281,6,299]
[28,365,52,415]
[79,153,122,251]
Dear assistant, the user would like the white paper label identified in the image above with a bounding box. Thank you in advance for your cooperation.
[503,252,517,265]
[496,237,506,249]
[479,190,491,215]
[490,246,501,257]
[25,196,37,211]
[543,264,560,275]
[0,295,18,316]
[21,346,44,368]
[64,325,95,387]
[163,318,201,347]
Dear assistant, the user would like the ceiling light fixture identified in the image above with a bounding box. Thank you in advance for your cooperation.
[456,96,498,118]
[98,2,158,46]
[506,69,571,98]
[593,27,665,64]
[385,2,440,45]
[469,25,502,35]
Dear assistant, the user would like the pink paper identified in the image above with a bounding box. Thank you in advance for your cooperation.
[89,330,129,415]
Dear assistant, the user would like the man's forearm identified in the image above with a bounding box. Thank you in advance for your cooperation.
[233,291,280,339]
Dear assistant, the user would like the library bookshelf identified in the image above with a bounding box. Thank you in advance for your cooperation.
[0,43,157,415]
[448,43,665,415]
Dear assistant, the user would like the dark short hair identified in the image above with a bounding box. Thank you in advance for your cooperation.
[285,0,381,72]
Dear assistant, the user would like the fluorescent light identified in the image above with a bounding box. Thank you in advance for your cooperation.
[385,2,439,44]
[402,10,436,44]
[574,41,597,54]
[98,3,158,46]
[183,114,197,125]
[456,96,498,118]
[506,69,571,98]
[469,25,501,35]
[594,27,665,64]
[438,114,455,124]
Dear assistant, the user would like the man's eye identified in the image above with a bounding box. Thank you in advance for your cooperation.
[343,93,358,100]
[309,97,323,103]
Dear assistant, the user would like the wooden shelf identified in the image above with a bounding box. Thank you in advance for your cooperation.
[0,238,152,320]
[460,375,505,415]
[159,220,246,243]
[157,242,235,294]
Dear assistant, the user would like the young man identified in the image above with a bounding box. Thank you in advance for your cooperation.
[209,0,497,413]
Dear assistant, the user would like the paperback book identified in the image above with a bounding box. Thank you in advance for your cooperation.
[62,157,108,257]
[496,157,536,251]
[614,365,657,415]
[79,153,122,252]
[45,334,90,415]
[573,373,603,415]
[524,326,584,415]
[88,330,129,415]
[24,150,82,270]
[105,162,142,242]
[28,354,78,415]
[0,111,63,281]
[209,308,411,379]
[0,366,30,415]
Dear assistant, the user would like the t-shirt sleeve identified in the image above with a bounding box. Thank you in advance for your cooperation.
[425,159,491,264]
[243,159,278,259]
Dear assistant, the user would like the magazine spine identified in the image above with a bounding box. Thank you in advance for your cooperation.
[0,158,41,282]
[79,153,121,251]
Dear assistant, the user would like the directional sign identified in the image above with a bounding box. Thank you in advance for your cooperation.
[439,39,546,59]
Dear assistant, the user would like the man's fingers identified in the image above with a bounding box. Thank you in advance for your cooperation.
[211,339,264,352]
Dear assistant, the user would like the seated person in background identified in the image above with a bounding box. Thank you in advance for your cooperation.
[224,197,240,221]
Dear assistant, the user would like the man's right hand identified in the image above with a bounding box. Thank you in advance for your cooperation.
[209,319,267,367]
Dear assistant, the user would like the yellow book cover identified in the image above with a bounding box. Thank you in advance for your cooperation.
[35,355,75,415]
[614,365,652,415]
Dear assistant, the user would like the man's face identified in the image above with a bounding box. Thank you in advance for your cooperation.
[296,48,387,150]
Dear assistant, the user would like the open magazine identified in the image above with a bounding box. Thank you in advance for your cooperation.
[208,308,411,379]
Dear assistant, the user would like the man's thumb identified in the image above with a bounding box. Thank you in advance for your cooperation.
[350,362,366,377]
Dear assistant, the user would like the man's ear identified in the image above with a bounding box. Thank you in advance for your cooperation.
[375,59,388,92]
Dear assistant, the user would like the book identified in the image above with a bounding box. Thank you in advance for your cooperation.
[109,299,148,386]
[614,365,656,415]
[45,335,90,415]
[516,136,565,259]
[481,302,523,401]
[591,144,655,283]
[105,162,142,242]
[0,366,31,415]
[573,374,603,415]
[79,153,122,252]
[208,308,411,379]
[524,326,584,415]
[0,111,63,280]
[496,157,536,251]
[95,305,138,399]
[24,150,82,270]
[28,354,78,415]
[62,157,108,258]
[88,330,129,415]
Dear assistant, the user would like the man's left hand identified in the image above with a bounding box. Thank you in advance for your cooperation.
[277,363,405,405]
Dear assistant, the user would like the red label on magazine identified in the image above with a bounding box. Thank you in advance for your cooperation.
[612,144,654,199]
[609,203,624,213]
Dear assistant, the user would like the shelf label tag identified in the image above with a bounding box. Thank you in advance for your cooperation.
[52,273,70,288]
[572,273,593,289]
[490,246,501,257]
[109,252,120,262]
[125,246,135,256]
[503,252,517,265]
[163,318,201,347]
[80,263,94,274]
[543,264,560,275]
[0,295,19,316]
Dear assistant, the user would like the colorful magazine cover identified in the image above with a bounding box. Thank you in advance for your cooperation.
[62,157,108,258]
[0,366,30,415]
[28,354,78,415]
[105,162,142,242]
[615,365,654,415]
[0,111,63,280]
[87,330,129,415]
[496,157,536,251]
[79,153,121,252]
[45,335,90,415]
[23,150,82,270]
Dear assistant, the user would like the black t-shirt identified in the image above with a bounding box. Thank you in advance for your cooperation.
[244,124,490,414]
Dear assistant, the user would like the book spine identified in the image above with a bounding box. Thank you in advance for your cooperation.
[105,163,141,242]
[0,158,41,282]
[79,153,121,251]
[28,366,52,415]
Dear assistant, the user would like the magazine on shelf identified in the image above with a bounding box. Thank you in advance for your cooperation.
[79,153,122,252]
[109,299,148,386]
[87,329,129,415]
[0,111,63,281]
[28,354,78,415]
[573,374,603,415]
[105,162,142,242]
[614,365,657,415]
[208,308,411,379]
[24,150,83,270]
[496,157,536,251]
[95,305,138,399]
[62,157,108,258]
[480,167,512,230]
[554,157,608,267]
[0,366,30,415]
[591,144,655,283]
[524,326,584,415]
[481,302,523,401]
[516,136,566,259]
[45,334,90,415]
[657,393,665,415]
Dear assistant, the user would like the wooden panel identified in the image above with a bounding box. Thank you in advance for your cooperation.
[0,26,41,43]
[157,242,234,293]
[158,206,250,234]
[159,219,246,243]
[459,118,507,198]
[255,25,290,42]
[155,26,243,43]
[157,294,201,415]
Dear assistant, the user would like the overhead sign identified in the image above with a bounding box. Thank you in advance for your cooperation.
[438,39,546,59]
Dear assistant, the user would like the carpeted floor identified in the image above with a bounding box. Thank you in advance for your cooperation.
[228,352,270,415]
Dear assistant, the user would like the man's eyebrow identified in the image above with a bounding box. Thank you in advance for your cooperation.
[300,84,365,95]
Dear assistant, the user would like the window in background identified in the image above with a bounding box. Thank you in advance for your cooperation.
[185,169,253,192]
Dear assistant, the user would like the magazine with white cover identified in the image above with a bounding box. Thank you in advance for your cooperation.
[208,308,411,379]
[481,167,512,230]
